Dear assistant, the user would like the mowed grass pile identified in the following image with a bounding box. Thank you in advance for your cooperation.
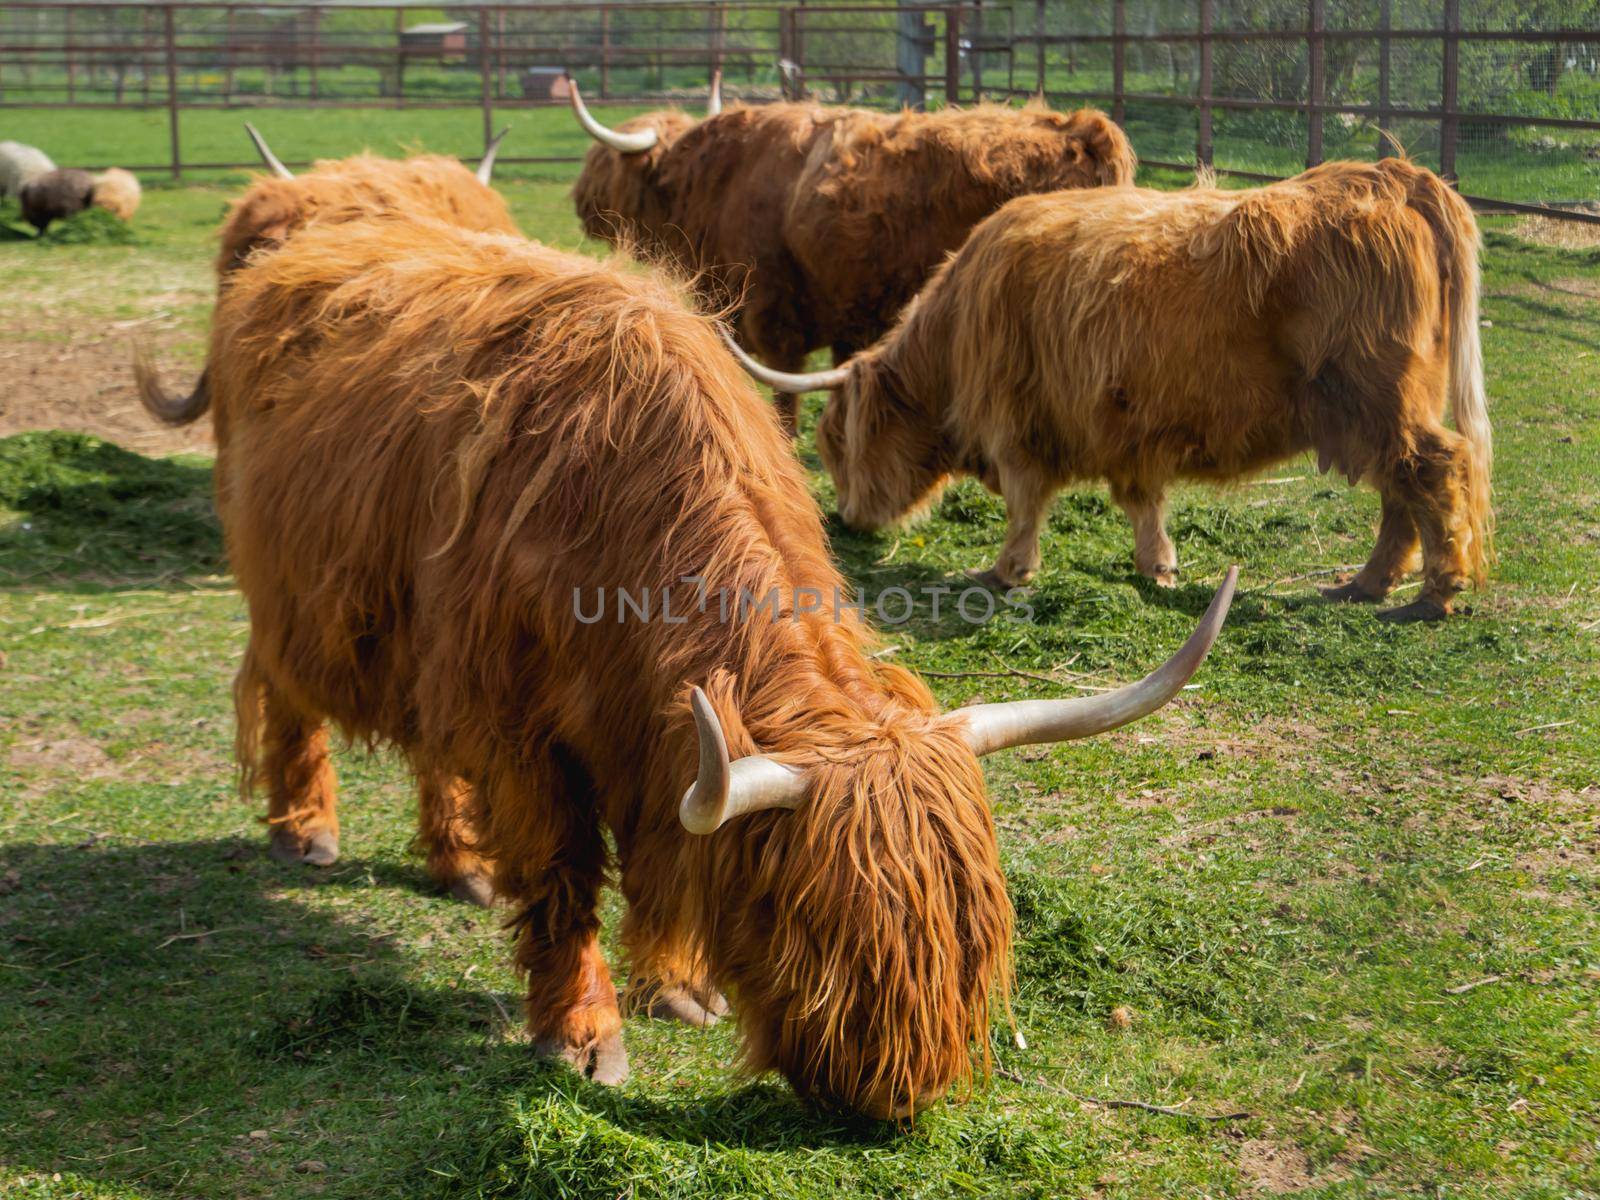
[1,114,1598,1199]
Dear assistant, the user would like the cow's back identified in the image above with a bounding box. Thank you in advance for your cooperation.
[784,104,1134,353]
[207,213,820,783]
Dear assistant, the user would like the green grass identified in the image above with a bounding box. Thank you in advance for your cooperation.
[2,124,1599,1199]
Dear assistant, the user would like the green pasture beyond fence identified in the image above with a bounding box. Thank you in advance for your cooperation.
[0,0,1596,220]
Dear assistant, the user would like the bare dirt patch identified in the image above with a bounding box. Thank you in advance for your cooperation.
[1236,1138,1317,1193]
[0,320,213,458]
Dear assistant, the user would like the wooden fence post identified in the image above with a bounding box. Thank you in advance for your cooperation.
[1112,0,1124,125]
[478,8,493,157]
[1440,0,1459,178]
[599,7,611,98]
[1197,0,1212,167]
[1307,0,1324,166]
[164,5,180,179]
[1377,0,1394,157]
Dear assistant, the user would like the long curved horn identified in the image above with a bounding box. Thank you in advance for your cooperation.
[707,69,723,117]
[243,123,293,179]
[959,566,1238,756]
[477,126,510,184]
[720,327,851,394]
[568,79,659,154]
[680,688,807,834]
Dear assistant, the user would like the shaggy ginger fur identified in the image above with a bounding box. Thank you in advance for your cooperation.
[204,214,1013,1117]
[91,168,141,221]
[574,98,1134,423]
[814,158,1492,621]
[215,151,517,275]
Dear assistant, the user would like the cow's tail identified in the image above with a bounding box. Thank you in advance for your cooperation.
[134,343,211,426]
[1406,166,1493,583]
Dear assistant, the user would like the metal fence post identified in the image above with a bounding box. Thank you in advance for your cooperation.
[945,6,962,105]
[1197,0,1213,168]
[1112,0,1125,125]
[1441,0,1459,178]
[164,5,180,180]
[599,8,610,99]
[478,8,493,156]
[1307,0,1324,166]
[1034,0,1044,94]
[1377,0,1394,157]
[64,7,74,104]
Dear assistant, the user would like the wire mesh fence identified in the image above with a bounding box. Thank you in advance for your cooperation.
[1,0,1594,219]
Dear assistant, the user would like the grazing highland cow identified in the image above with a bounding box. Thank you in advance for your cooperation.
[19,167,96,232]
[90,167,142,222]
[185,211,1234,1115]
[0,140,55,200]
[570,85,1134,424]
[732,158,1491,622]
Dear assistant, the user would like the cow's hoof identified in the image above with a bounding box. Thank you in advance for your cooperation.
[1320,579,1383,604]
[1376,597,1449,623]
[1146,566,1179,589]
[537,1030,629,1086]
[269,828,340,867]
[965,566,1025,592]
[631,980,728,1028]
[448,871,496,908]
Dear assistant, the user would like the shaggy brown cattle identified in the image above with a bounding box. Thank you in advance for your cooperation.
[213,124,517,275]
[183,211,1234,1115]
[732,158,1492,622]
[570,87,1134,423]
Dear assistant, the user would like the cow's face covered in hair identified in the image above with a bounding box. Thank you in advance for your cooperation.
[688,678,1012,1120]
[816,355,952,532]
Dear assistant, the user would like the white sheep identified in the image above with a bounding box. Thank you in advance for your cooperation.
[0,140,56,200]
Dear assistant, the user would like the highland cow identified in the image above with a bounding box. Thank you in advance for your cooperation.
[90,167,142,222]
[732,158,1491,622]
[186,211,1234,1115]
[19,167,95,232]
[570,85,1134,424]
[0,140,55,200]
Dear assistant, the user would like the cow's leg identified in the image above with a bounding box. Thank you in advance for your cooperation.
[1321,489,1419,603]
[259,688,340,868]
[416,772,494,907]
[1375,423,1477,622]
[1111,480,1179,587]
[740,293,813,437]
[618,861,727,1029]
[968,458,1056,589]
[491,752,626,1084]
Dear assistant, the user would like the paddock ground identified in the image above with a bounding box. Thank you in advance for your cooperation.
[1,110,1598,1199]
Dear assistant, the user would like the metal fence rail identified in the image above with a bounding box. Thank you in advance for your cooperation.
[1,0,1594,222]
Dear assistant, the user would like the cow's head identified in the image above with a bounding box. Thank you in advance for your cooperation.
[568,77,719,247]
[722,333,950,531]
[678,570,1238,1117]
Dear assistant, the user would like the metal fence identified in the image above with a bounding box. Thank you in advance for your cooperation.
[1,0,1595,222]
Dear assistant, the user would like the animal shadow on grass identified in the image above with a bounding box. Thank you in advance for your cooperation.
[0,836,539,1194]
[0,837,881,1196]
[0,430,222,589]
